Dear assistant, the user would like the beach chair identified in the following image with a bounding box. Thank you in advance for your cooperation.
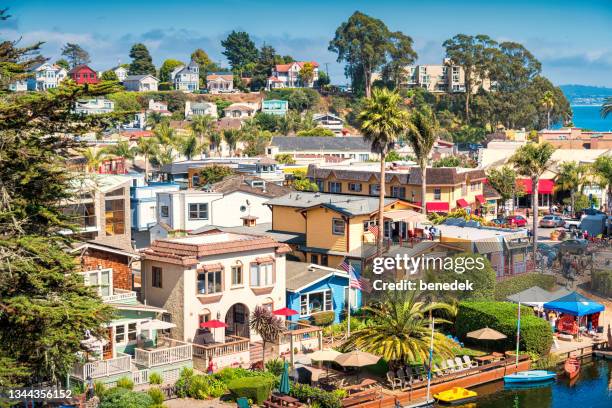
[415,365,427,379]
[440,360,451,374]
[432,363,445,377]
[396,368,409,388]
[462,356,478,368]
[386,371,401,390]
[237,397,251,408]
[455,357,469,370]
[446,359,458,372]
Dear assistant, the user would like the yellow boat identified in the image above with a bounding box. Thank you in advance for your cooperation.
[433,387,478,405]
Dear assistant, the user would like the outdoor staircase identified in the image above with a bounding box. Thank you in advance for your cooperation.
[249,342,277,364]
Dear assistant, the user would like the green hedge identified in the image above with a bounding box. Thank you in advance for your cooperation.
[591,270,612,297]
[494,273,556,301]
[227,376,274,405]
[311,311,335,326]
[455,301,552,356]
[290,383,344,408]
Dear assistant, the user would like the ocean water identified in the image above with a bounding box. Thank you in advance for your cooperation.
[570,105,612,132]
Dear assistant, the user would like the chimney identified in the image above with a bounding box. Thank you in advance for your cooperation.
[241,215,258,227]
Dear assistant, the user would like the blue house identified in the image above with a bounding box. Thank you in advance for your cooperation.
[285,261,362,324]
[262,99,289,116]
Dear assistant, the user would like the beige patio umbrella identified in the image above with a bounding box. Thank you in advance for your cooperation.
[310,349,342,362]
[466,327,507,340]
[335,350,380,367]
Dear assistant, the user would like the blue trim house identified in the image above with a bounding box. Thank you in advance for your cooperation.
[262,99,289,116]
[285,261,362,324]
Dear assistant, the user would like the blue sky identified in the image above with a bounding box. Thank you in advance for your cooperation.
[3,0,611,86]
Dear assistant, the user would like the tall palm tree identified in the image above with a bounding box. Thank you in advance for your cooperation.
[358,88,410,252]
[105,140,135,167]
[406,110,437,215]
[343,291,455,366]
[209,131,223,156]
[178,133,201,160]
[555,161,587,217]
[592,155,612,214]
[250,306,285,366]
[81,147,107,173]
[154,122,179,159]
[146,111,165,129]
[190,115,215,158]
[134,137,158,181]
[223,129,240,157]
[509,142,555,260]
[601,97,612,119]
[540,90,555,129]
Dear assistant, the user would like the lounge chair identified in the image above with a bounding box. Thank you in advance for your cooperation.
[462,356,478,368]
[455,357,469,370]
[431,363,445,377]
[440,360,451,374]
[386,371,401,390]
[237,397,251,408]
[446,359,458,372]
[414,365,427,379]
[396,368,409,388]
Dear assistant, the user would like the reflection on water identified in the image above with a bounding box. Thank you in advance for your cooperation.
[435,359,611,408]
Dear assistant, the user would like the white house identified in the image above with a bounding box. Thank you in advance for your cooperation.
[171,60,199,92]
[156,190,223,233]
[8,79,27,92]
[206,73,234,93]
[28,62,67,91]
[147,99,172,116]
[124,74,159,92]
[223,103,257,119]
[73,98,115,115]
[185,101,217,119]
[312,113,344,134]
[266,61,319,89]
[113,66,128,82]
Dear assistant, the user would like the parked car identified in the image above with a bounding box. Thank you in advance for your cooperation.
[540,215,564,228]
[507,215,528,227]
[564,218,581,230]
[557,239,588,255]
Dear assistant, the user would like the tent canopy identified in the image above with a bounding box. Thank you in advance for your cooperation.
[543,291,605,316]
[507,286,570,307]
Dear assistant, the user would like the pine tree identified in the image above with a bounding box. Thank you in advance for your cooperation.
[61,43,91,68]
[128,43,156,76]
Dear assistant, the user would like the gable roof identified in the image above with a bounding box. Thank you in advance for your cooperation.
[207,72,233,81]
[270,136,372,152]
[266,191,398,216]
[68,64,96,74]
[210,175,291,198]
[285,261,348,292]
[275,61,319,72]
[124,74,159,82]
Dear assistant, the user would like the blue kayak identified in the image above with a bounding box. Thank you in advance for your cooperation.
[504,370,556,383]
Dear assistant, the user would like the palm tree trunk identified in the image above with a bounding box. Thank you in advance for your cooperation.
[421,164,427,215]
[570,190,575,218]
[364,65,371,99]
[532,177,539,264]
[378,157,386,254]
[144,154,149,182]
[262,340,266,367]
[547,110,551,129]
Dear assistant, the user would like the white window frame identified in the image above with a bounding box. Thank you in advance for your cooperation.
[332,218,345,235]
[250,263,273,287]
[299,290,333,317]
[114,321,139,345]
[434,188,442,200]
[197,269,222,295]
[82,268,113,297]
[231,265,243,287]
[188,203,209,220]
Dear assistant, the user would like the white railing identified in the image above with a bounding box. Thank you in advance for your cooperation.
[192,336,250,360]
[102,288,137,303]
[134,339,192,368]
[132,369,150,385]
[71,353,132,380]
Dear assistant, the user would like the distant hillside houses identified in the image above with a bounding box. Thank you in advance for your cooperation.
[267,61,319,89]
[171,60,199,92]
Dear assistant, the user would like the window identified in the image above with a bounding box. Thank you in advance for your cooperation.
[391,186,406,199]
[105,198,125,235]
[332,218,345,235]
[328,182,342,193]
[316,179,325,192]
[152,266,162,288]
[198,310,211,326]
[300,290,333,316]
[310,254,319,264]
[189,203,209,220]
[197,270,222,294]
[83,269,112,297]
[470,182,481,192]
[433,188,441,200]
[250,263,273,287]
[369,184,380,196]
[231,265,243,286]
[348,183,362,192]
[115,325,125,343]
[114,322,137,344]
[160,205,169,218]
[461,183,467,196]
[321,254,328,267]
[192,175,200,186]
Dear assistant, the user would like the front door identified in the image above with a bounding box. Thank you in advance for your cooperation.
[102,327,114,360]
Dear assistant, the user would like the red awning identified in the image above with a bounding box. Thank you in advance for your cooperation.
[426,202,450,212]
[475,195,486,204]
[456,199,469,208]
[517,179,555,194]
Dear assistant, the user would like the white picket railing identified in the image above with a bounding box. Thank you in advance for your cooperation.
[134,339,192,368]
[192,335,250,360]
[132,369,150,385]
[71,353,132,380]
[102,288,137,303]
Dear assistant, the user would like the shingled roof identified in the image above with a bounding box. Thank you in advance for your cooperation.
[270,136,372,152]
[210,175,291,198]
[266,191,398,216]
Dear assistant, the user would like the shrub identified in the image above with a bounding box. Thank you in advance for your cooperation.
[93,381,107,398]
[212,367,260,384]
[100,387,155,408]
[116,376,134,390]
[265,358,285,376]
[174,367,194,398]
[187,374,227,399]
[227,376,274,404]
[149,372,162,385]
[591,270,612,297]
[311,311,335,326]
[455,301,552,356]
[147,387,165,405]
[494,273,556,301]
[290,383,342,408]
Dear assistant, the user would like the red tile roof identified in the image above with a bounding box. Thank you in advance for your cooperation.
[274,61,319,73]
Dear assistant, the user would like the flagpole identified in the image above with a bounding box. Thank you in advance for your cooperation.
[347,284,351,338]
[516,302,521,367]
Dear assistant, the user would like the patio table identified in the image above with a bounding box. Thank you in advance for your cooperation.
[474,355,496,366]
[272,394,301,407]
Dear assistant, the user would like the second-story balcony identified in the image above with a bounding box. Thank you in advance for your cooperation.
[134,337,193,368]
[102,288,137,303]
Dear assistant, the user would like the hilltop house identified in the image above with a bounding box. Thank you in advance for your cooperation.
[267,136,376,162]
[206,72,234,93]
[8,79,27,91]
[69,64,100,85]
[267,61,319,89]
[147,99,172,116]
[262,99,289,116]
[113,66,128,82]
[171,60,199,92]
[28,62,67,91]
[224,103,258,119]
[312,113,344,134]
[73,98,114,115]
[124,74,159,92]
[185,100,218,119]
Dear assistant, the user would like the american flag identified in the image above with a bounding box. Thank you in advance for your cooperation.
[368,224,380,237]
[340,259,372,293]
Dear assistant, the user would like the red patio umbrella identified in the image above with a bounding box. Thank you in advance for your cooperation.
[273,307,298,317]
[200,319,228,342]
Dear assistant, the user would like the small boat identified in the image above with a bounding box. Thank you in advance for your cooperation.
[433,387,478,405]
[564,357,580,380]
[503,370,556,383]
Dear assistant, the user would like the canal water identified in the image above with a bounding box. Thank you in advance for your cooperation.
[437,358,611,408]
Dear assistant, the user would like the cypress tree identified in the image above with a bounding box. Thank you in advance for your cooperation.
[128,43,157,76]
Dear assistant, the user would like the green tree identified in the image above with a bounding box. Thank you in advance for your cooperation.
[343,291,455,366]
[61,42,90,68]
[601,97,612,118]
[329,11,392,98]
[382,31,417,89]
[179,133,201,160]
[221,31,258,72]
[406,110,437,214]
[298,62,315,87]
[209,131,223,156]
[293,170,319,192]
[82,147,107,172]
[555,161,588,217]
[159,59,183,82]
[249,306,285,366]
[107,92,142,112]
[100,70,119,82]
[197,164,234,185]
[316,71,331,88]
[274,153,295,165]
[592,155,612,214]
[128,43,156,76]
[134,137,158,181]
[296,127,335,137]
[55,58,70,70]
[509,142,555,259]
[486,166,522,214]
[223,129,241,156]
[146,111,166,129]
[105,140,135,166]
[442,34,497,122]
[251,44,277,90]
[540,90,555,129]
[191,48,220,86]
[190,115,215,158]
[153,122,179,162]
[359,88,409,250]
[432,156,461,167]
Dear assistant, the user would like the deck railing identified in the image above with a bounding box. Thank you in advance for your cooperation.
[192,335,250,360]
[71,353,132,380]
[279,321,323,344]
[134,338,192,368]
[102,288,137,303]
[131,369,150,385]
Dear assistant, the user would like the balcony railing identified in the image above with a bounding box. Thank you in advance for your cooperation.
[132,369,149,385]
[102,288,137,303]
[71,353,131,380]
[192,335,250,360]
[279,321,323,344]
[134,337,192,368]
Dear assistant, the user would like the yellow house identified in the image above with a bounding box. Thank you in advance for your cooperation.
[266,192,423,271]
[306,164,489,214]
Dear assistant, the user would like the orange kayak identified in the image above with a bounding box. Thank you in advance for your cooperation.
[564,357,580,380]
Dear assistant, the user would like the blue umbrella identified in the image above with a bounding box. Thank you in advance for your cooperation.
[279,360,290,395]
